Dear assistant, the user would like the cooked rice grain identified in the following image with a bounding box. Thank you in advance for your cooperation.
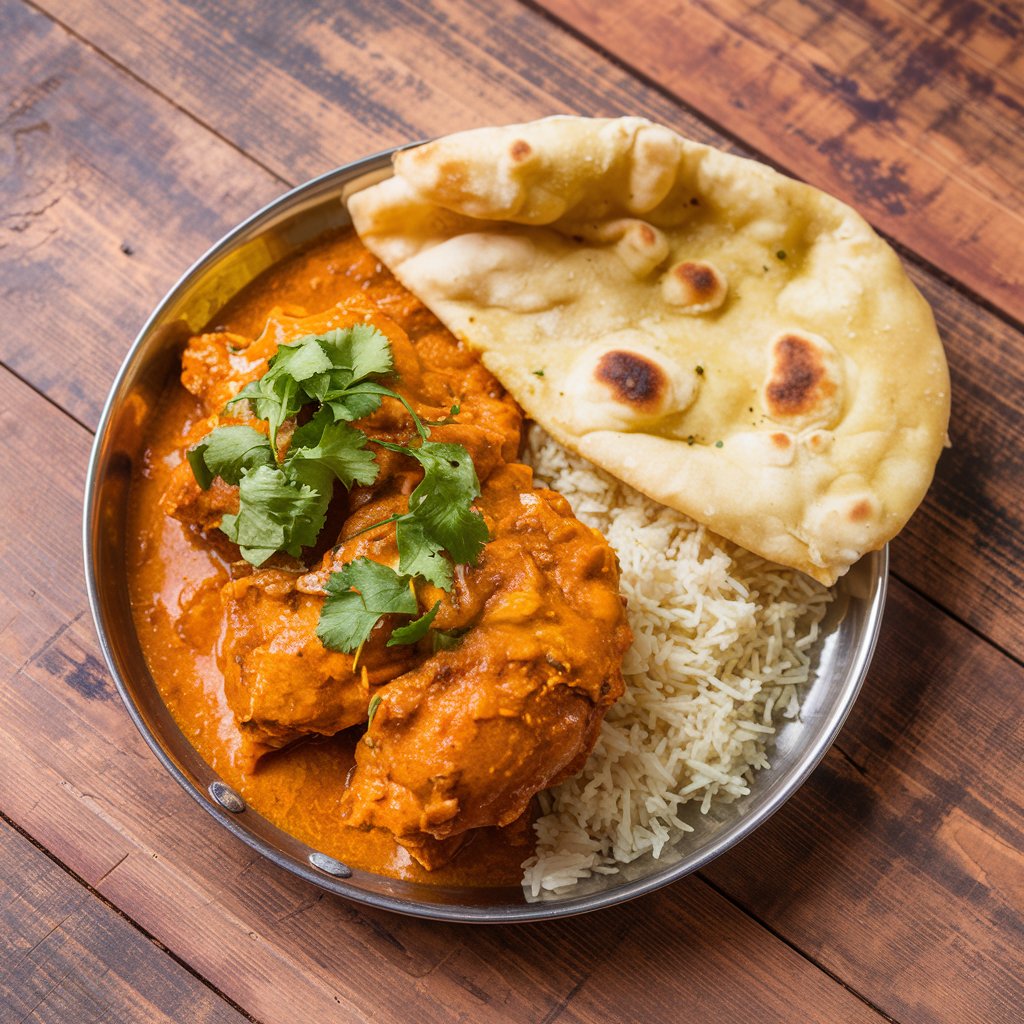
[521,429,833,898]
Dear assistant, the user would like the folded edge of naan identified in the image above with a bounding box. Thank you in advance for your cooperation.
[348,116,950,584]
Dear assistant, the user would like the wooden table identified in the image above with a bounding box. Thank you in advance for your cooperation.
[2,1,1021,1021]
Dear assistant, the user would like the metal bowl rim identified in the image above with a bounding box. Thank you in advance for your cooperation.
[83,150,889,923]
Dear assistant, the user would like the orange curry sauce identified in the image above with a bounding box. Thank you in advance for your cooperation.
[127,231,531,885]
[128,230,630,886]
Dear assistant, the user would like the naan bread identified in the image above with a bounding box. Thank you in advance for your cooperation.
[348,116,950,584]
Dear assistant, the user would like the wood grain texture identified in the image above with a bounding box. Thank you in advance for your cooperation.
[1,1,1021,1021]
[0,820,248,1024]
[19,0,1024,652]
[0,357,1018,1022]
[0,0,284,428]
[537,0,1024,323]
[705,580,1024,1024]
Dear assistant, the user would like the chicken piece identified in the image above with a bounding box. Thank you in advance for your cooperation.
[221,566,418,771]
[339,463,632,869]
[220,486,425,769]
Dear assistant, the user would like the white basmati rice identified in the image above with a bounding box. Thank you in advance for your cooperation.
[520,428,833,898]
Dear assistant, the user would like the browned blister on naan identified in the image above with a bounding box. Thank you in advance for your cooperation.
[348,116,950,584]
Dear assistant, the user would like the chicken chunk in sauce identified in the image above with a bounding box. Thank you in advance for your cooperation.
[340,464,630,868]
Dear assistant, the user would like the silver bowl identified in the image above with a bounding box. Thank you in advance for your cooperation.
[83,149,888,922]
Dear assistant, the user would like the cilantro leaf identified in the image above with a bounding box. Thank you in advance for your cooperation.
[317,590,380,654]
[285,408,379,489]
[273,337,335,381]
[229,370,303,449]
[321,323,394,382]
[322,388,384,423]
[187,425,274,489]
[296,327,394,422]
[219,465,327,565]
[352,437,489,585]
[395,518,453,590]
[394,441,489,565]
[227,327,394,444]
[316,557,418,653]
[388,600,441,647]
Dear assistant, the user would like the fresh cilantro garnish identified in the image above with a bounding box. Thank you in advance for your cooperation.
[220,464,327,565]
[189,414,378,568]
[319,411,488,644]
[285,408,379,491]
[186,425,274,489]
[189,326,396,565]
[188,323,490,652]
[374,439,488,585]
[316,557,441,653]
[228,325,394,445]
[388,599,441,645]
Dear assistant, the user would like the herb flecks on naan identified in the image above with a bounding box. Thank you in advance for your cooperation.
[348,116,950,584]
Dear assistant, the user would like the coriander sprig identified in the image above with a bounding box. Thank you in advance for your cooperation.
[187,324,488,653]
[227,323,394,445]
[315,557,441,653]
[316,401,486,650]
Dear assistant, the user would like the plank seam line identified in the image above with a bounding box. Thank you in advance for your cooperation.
[516,0,1024,337]
[14,968,74,1024]
[537,974,588,1024]
[94,850,129,886]
[695,873,902,1024]
[0,360,92,433]
[21,0,290,191]
[831,742,868,777]
[0,810,264,1024]
[892,572,1023,670]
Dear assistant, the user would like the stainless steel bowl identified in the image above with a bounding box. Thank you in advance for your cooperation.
[83,149,888,922]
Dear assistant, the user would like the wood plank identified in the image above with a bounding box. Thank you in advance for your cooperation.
[0,0,283,428]
[0,820,248,1024]
[19,0,1024,655]
[537,0,1024,323]
[704,579,1024,1024]
[0,362,1015,1023]
[0,3,1019,1013]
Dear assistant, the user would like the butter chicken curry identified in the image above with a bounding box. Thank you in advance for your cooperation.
[128,231,631,885]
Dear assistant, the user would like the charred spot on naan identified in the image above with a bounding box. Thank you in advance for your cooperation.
[596,351,668,413]
[763,331,844,428]
[661,259,728,313]
[564,337,699,433]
